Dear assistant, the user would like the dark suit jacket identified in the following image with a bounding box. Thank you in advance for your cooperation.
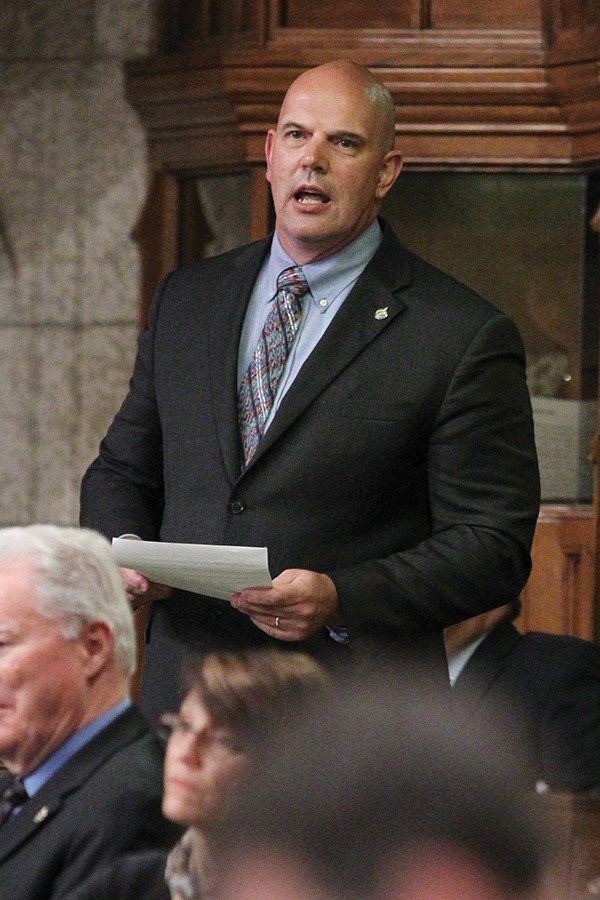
[0,705,180,899]
[80,220,540,719]
[453,620,600,792]
[64,850,170,900]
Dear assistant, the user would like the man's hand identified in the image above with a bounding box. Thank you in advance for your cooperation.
[229,569,342,641]
[119,567,172,611]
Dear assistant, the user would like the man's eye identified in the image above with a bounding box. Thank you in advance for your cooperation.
[338,139,356,149]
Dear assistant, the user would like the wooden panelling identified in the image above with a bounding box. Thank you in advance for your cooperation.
[558,0,600,28]
[518,505,596,639]
[131,172,179,329]
[430,0,541,29]
[282,0,419,30]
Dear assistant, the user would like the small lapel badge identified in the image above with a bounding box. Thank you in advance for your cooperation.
[374,307,389,320]
[33,806,49,824]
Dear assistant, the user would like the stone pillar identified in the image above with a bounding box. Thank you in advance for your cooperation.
[0,0,157,525]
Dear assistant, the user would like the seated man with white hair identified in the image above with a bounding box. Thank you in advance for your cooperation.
[0,524,180,899]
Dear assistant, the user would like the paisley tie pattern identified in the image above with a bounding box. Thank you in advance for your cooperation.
[238,266,309,465]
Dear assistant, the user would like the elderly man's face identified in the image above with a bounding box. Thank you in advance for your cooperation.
[0,560,91,776]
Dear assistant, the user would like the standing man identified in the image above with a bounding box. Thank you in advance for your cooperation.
[81,60,540,720]
[0,525,179,899]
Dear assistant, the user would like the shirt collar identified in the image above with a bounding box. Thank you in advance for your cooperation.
[268,220,382,309]
[447,633,489,686]
[23,698,132,797]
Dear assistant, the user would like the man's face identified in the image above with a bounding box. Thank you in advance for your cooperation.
[265,63,402,264]
[0,560,91,775]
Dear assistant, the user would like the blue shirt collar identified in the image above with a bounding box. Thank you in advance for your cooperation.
[269,220,382,310]
[23,698,132,797]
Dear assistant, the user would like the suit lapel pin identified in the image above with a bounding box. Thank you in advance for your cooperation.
[374,307,388,320]
[33,806,49,823]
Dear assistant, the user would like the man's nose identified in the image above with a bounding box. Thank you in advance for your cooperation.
[301,138,328,173]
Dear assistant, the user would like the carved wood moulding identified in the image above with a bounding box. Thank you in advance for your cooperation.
[127,0,600,172]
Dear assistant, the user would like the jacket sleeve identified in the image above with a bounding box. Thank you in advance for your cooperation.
[79,276,169,541]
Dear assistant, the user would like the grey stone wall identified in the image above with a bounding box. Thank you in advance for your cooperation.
[0,0,157,526]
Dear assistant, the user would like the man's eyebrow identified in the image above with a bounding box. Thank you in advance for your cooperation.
[280,120,306,131]
[329,130,366,144]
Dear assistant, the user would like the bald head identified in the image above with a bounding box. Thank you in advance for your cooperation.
[281,61,397,153]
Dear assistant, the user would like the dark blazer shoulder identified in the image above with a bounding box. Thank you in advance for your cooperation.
[371,219,519,336]
[456,620,600,713]
[63,849,170,900]
[162,235,272,292]
[454,621,600,791]
[145,235,273,332]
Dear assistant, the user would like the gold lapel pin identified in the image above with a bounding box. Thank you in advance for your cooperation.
[33,806,49,823]
[374,307,389,320]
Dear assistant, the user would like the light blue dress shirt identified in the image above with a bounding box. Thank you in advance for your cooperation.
[237,219,383,433]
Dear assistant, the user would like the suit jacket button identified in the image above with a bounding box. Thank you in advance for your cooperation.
[229,499,245,515]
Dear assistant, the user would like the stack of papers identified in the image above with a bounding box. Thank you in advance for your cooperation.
[112,538,272,600]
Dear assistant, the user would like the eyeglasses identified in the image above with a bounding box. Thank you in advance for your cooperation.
[158,712,244,754]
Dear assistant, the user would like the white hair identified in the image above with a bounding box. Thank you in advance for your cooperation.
[0,525,136,677]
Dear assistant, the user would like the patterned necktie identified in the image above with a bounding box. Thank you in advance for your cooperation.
[238,265,309,465]
[0,776,27,826]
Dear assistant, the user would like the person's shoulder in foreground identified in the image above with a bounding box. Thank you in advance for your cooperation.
[212,663,565,900]
[0,524,180,900]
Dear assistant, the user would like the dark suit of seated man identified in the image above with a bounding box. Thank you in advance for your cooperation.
[0,525,180,900]
[445,603,600,793]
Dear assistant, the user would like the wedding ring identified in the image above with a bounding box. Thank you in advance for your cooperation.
[275,616,280,628]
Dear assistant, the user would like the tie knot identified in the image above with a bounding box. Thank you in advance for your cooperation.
[1,777,27,806]
[277,266,309,300]
[0,776,28,825]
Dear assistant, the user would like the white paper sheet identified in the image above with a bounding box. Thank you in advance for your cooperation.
[112,538,272,601]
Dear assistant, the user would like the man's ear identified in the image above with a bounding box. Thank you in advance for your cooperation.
[265,129,276,183]
[78,620,114,679]
[375,149,403,200]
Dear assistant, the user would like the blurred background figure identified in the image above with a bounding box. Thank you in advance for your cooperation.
[445,602,600,793]
[161,649,330,900]
[213,668,564,900]
[0,525,179,900]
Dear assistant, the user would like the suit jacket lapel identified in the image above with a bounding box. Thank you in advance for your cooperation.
[240,224,413,474]
[452,620,522,704]
[206,239,271,483]
[0,706,148,861]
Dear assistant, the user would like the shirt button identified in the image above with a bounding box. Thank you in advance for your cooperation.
[229,499,245,515]
[319,298,328,308]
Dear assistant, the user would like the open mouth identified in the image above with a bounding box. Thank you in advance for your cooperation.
[294,188,330,205]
